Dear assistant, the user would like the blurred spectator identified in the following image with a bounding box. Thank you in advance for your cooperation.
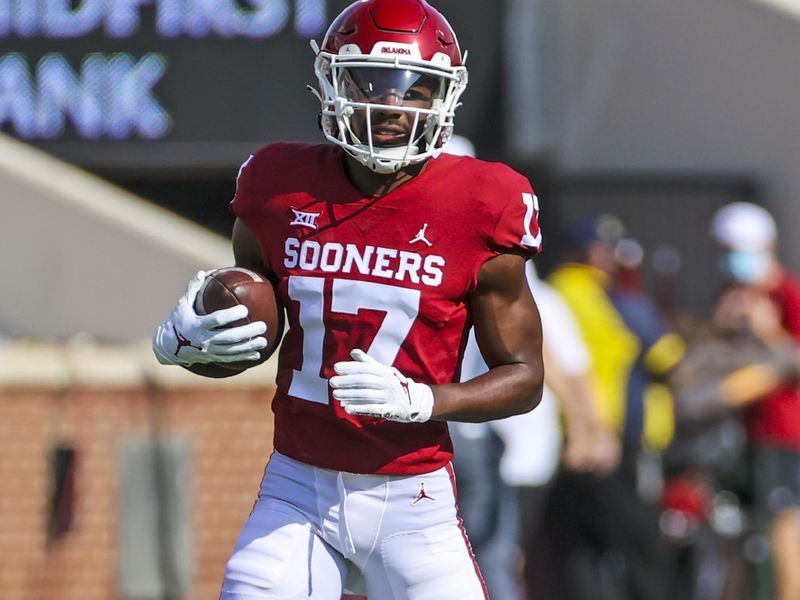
[667,284,797,600]
[612,238,685,488]
[707,202,800,600]
[526,261,620,482]
[453,259,618,600]
[533,214,677,600]
[519,262,620,599]
[549,215,634,440]
[447,139,617,598]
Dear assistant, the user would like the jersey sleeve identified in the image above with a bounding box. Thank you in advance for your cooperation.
[488,167,542,257]
[230,143,290,218]
[227,146,278,276]
[229,153,259,218]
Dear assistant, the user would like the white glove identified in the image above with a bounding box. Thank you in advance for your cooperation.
[329,349,434,423]
[152,271,268,367]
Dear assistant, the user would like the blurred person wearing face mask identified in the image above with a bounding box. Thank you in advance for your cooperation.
[710,202,800,600]
[664,283,800,600]
[712,202,780,288]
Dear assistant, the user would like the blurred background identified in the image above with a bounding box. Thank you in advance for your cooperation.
[1,0,800,599]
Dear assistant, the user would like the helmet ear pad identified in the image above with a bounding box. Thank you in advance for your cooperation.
[319,111,339,138]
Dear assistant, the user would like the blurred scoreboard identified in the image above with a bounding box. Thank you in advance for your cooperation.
[0,0,502,172]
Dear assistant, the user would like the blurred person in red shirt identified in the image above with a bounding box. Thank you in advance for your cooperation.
[668,283,799,600]
[711,201,800,600]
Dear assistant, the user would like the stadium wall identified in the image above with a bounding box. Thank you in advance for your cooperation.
[521,0,800,265]
[0,342,276,600]
[0,133,232,342]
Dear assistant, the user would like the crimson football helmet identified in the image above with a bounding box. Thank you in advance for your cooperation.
[312,0,468,174]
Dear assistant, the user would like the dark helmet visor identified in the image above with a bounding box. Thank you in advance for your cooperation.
[339,67,443,108]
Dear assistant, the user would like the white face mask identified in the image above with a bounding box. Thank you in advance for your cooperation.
[724,250,771,284]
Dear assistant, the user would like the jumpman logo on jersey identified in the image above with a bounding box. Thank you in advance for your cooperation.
[412,482,436,505]
[172,325,201,356]
[409,223,432,247]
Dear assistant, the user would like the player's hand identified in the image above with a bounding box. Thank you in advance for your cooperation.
[330,349,434,423]
[152,271,268,367]
[562,424,621,476]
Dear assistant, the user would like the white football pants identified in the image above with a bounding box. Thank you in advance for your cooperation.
[220,452,488,600]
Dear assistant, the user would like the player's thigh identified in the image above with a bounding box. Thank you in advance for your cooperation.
[221,499,346,599]
[375,522,487,600]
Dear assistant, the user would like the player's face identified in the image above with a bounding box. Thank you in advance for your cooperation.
[340,68,442,147]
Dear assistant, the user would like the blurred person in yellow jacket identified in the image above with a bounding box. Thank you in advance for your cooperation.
[549,218,683,455]
[532,214,683,600]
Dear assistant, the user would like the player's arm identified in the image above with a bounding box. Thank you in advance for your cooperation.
[430,251,544,421]
[330,252,544,423]
[232,217,269,274]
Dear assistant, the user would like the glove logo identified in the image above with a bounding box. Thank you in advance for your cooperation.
[411,482,436,505]
[395,375,418,418]
[399,379,411,402]
[172,324,201,356]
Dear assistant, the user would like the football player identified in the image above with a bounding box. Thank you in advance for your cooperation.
[152,0,544,597]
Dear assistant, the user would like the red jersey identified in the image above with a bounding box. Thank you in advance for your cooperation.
[230,142,541,474]
[745,270,800,448]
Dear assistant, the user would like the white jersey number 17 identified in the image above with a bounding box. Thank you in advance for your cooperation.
[286,275,421,404]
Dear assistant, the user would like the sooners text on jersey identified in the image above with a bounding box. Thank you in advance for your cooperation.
[231,142,540,475]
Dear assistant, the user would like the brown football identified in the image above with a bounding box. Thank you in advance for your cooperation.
[193,267,284,373]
